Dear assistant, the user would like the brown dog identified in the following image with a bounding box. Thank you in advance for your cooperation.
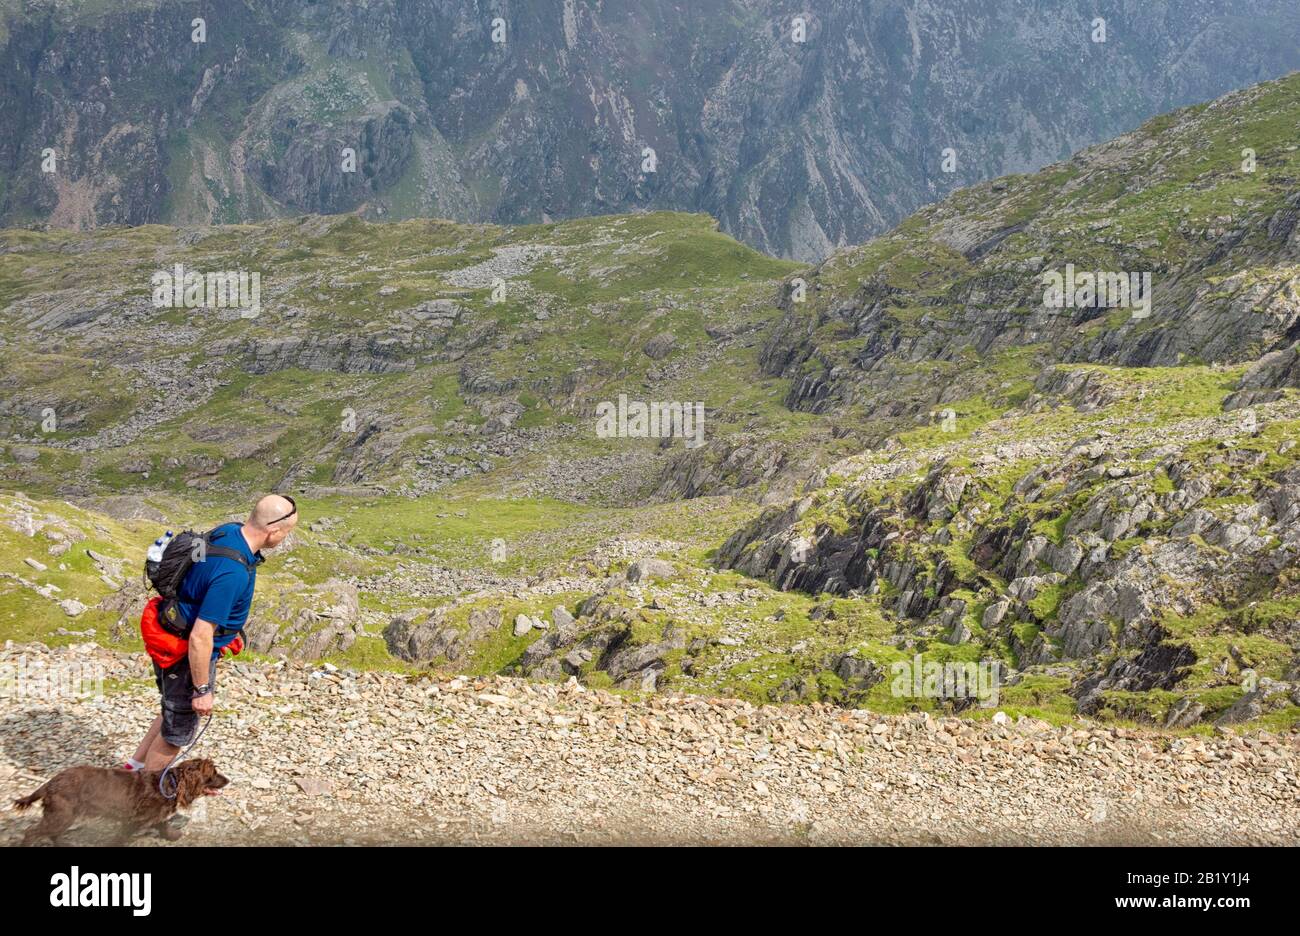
[13,759,228,845]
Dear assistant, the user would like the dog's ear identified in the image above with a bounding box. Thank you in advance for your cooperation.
[173,761,207,807]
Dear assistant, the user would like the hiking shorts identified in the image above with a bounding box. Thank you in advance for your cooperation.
[152,653,217,747]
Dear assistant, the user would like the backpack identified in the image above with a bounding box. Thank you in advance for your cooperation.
[143,529,252,638]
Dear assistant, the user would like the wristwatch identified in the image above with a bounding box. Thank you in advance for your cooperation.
[192,683,212,696]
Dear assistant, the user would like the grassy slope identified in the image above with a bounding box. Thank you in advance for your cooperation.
[2,77,1299,730]
[0,211,804,499]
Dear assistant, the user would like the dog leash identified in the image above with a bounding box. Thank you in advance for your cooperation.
[158,713,212,799]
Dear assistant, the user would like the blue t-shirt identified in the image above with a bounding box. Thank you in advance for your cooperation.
[175,523,262,650]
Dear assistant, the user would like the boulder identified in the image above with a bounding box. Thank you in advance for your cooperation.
[642,333,677,360]
[603,625,686,682]
[249,579,366,660]
[383,609,457,663]
[832,653,882,690]
[625,558,675,583]
[294,620,358,660]
[1214,678,1298,726]
[982,598,1011,628]
[520,625,578,671]
[466,607,503,643]
[1164,696,1205,728]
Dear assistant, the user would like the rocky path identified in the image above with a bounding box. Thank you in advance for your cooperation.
[1,643,1296,846]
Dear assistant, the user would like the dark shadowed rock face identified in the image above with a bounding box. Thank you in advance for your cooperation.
[248,102,417,215]
[1073,632,1197,714]
[3,0,1300,259]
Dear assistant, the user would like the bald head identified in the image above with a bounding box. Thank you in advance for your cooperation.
[244,494,298,551]
[248,495,296,529]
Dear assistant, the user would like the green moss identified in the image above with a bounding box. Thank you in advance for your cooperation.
[1027,584,1065,621]
[974,675,1077,724]
[1032,513,1070,546]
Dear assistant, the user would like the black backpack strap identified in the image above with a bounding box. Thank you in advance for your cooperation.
[204,544,252,570]
[204,528,253,571]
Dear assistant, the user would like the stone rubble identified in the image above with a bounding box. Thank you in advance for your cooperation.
[1,642,1294,845]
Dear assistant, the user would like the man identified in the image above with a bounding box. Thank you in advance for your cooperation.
[126,495,299,771]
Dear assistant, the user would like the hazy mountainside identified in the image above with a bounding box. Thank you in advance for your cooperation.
[3,1,1300,260]
[0,210,813,503]
[760,74,1300,434]
[3,74,1300,731]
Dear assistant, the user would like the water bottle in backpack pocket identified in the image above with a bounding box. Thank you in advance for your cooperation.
[146,530,173,565]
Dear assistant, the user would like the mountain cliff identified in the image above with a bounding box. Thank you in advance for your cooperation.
[3,0,1300,259]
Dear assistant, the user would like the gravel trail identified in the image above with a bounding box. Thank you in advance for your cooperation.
[1,643,1296,846]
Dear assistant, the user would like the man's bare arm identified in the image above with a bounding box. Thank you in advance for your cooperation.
[189,619,214,682]
[189,619,215,715]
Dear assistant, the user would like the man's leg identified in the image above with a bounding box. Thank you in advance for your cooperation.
[148,657,197,770]
[143,732,182,771]
[130,715,163,764]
